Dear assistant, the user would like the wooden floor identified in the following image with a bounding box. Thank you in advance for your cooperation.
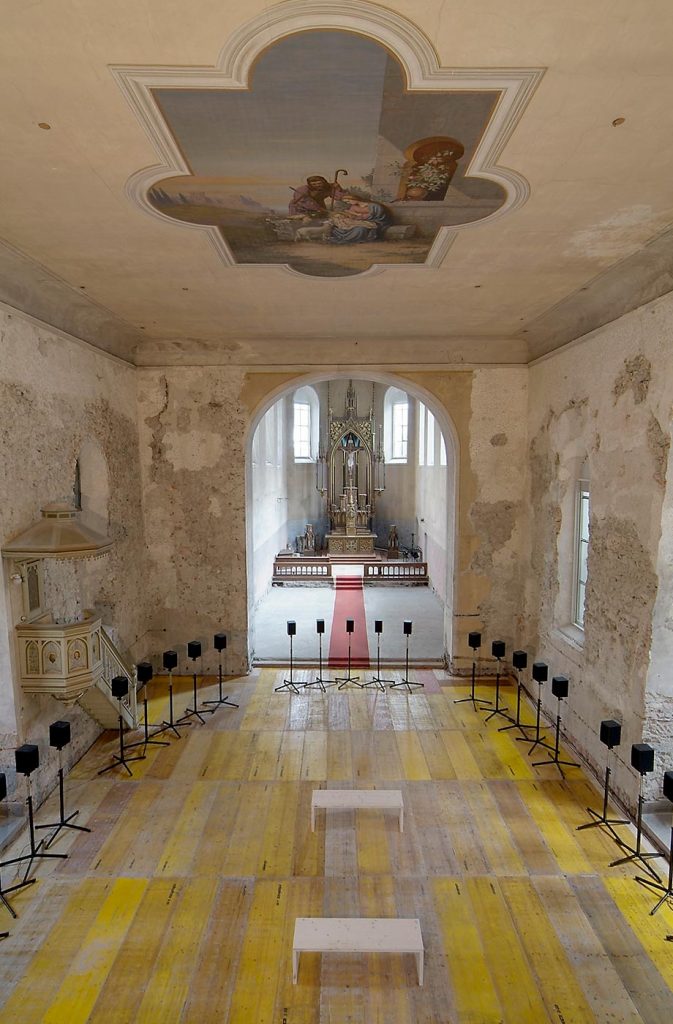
[1,668,673,1023]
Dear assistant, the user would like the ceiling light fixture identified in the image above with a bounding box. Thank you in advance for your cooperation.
[37,122,51,130]
[612,117,625,126]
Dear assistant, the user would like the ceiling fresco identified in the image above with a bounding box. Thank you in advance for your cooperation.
[146,31,507,278]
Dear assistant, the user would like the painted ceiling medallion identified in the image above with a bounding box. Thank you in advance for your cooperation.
[114,1,542,279]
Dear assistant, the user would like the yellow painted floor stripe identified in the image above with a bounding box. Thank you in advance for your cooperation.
[434,877,505,1023]
[43,877,147,1024]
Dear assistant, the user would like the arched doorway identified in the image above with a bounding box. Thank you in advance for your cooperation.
[245,374,458,666]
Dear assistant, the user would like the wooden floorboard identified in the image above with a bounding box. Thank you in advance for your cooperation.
[1,668,672,1022]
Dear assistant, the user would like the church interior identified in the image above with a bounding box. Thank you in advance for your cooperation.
[2,1,673,1020]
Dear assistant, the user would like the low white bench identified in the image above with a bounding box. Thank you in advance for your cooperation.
[292,917,424,985]
[311,789,404,832]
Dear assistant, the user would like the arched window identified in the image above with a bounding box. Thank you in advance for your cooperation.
[574,462,590,629]
[293,385,319,462]
[426,409,435,467]
[384,386,409,463]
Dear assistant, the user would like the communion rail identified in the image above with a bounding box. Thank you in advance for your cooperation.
[364,562,429,584]
[273,559,333,584]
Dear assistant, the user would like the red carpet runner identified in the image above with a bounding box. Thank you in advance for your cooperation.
[328,576,370,668]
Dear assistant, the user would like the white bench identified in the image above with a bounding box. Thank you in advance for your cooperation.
[311,789,404,832]
[292,917,424,985]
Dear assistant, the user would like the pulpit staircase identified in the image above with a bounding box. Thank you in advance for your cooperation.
[78,627,138,729]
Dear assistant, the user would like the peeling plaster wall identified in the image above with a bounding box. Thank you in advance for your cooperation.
[526,292,673,806]
[466,368,528,656]
[137,367,249,675]
[0,308,145,806]
[399,369,528,671]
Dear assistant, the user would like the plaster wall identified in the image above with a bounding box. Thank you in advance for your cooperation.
[250,402,288,607]
[0,307,145,805]
[525,291,673,805]
[416,460,449,602]
[137,366,250,674]
[284,388,325,549]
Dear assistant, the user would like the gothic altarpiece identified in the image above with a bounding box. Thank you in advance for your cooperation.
[323,383,383,555]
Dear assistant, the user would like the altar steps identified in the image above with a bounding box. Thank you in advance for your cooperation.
[334,576,364,591]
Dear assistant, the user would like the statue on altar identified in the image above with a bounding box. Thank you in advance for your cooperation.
[387,524,399,557]
[304,523,315,552]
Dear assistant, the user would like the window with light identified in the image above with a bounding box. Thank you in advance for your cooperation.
[293,401,311,460]
[574,482,590,629]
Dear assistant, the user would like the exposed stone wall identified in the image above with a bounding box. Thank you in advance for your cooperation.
[137,367,249,675]
[0,307,146,806]
[526,292,673,806]
[394,369,528,671]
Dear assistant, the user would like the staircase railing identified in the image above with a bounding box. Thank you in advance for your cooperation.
[98,627,137,728]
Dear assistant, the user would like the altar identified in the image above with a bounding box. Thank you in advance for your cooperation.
[323,383,380,555]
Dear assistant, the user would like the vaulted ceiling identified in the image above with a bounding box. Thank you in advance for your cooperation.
[2,0,673,366]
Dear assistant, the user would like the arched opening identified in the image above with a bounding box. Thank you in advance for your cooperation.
[246,373,458,666]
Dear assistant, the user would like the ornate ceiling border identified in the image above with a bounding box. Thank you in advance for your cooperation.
[112,0,544,278]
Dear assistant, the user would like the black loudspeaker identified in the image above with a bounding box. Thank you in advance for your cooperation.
[375,620,383,634]
[187,640,202,660]
[492,640,505,659]
[15,744,39,776]
[49,720,71,750]
[137,661,153,684]
[403,621,413,636]
[0,773,6,801]
[163,649,178,671]
[287,621,296,636]
[552,675,569,699]
[316,619,325,634]
[214,633,227,652]
[663,771,673,803]
[468,631,481,650]
[512,650,527,670]
[532,662,548,683]
[111,674,129,699]
[600,719,621,749]
[631,743,655,775]
[346,619,354,634]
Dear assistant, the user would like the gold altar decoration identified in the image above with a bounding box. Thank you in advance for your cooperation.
[322,382,383,555]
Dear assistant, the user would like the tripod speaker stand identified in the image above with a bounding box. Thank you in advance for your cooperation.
[483,641,513,724]
[36,721,91,848]
[305,619,332,692]
[519,661,554,756]
[98,676,146,776]
[203,633,239,708]
[455,631,491,709]
[532,676,580,776]
[499,650,532,736]
[635,771,673,914]
[364,620,394,692]
[181,641,216,723]
[610,743,663,879]
[0,772,35,930]
[2,746,67,883]
[155,649,189,739]
[127,662,169,753]
[390,621,423,692]
[336,618,364,689]
[577,720,629,835]
[276,621,300,693]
